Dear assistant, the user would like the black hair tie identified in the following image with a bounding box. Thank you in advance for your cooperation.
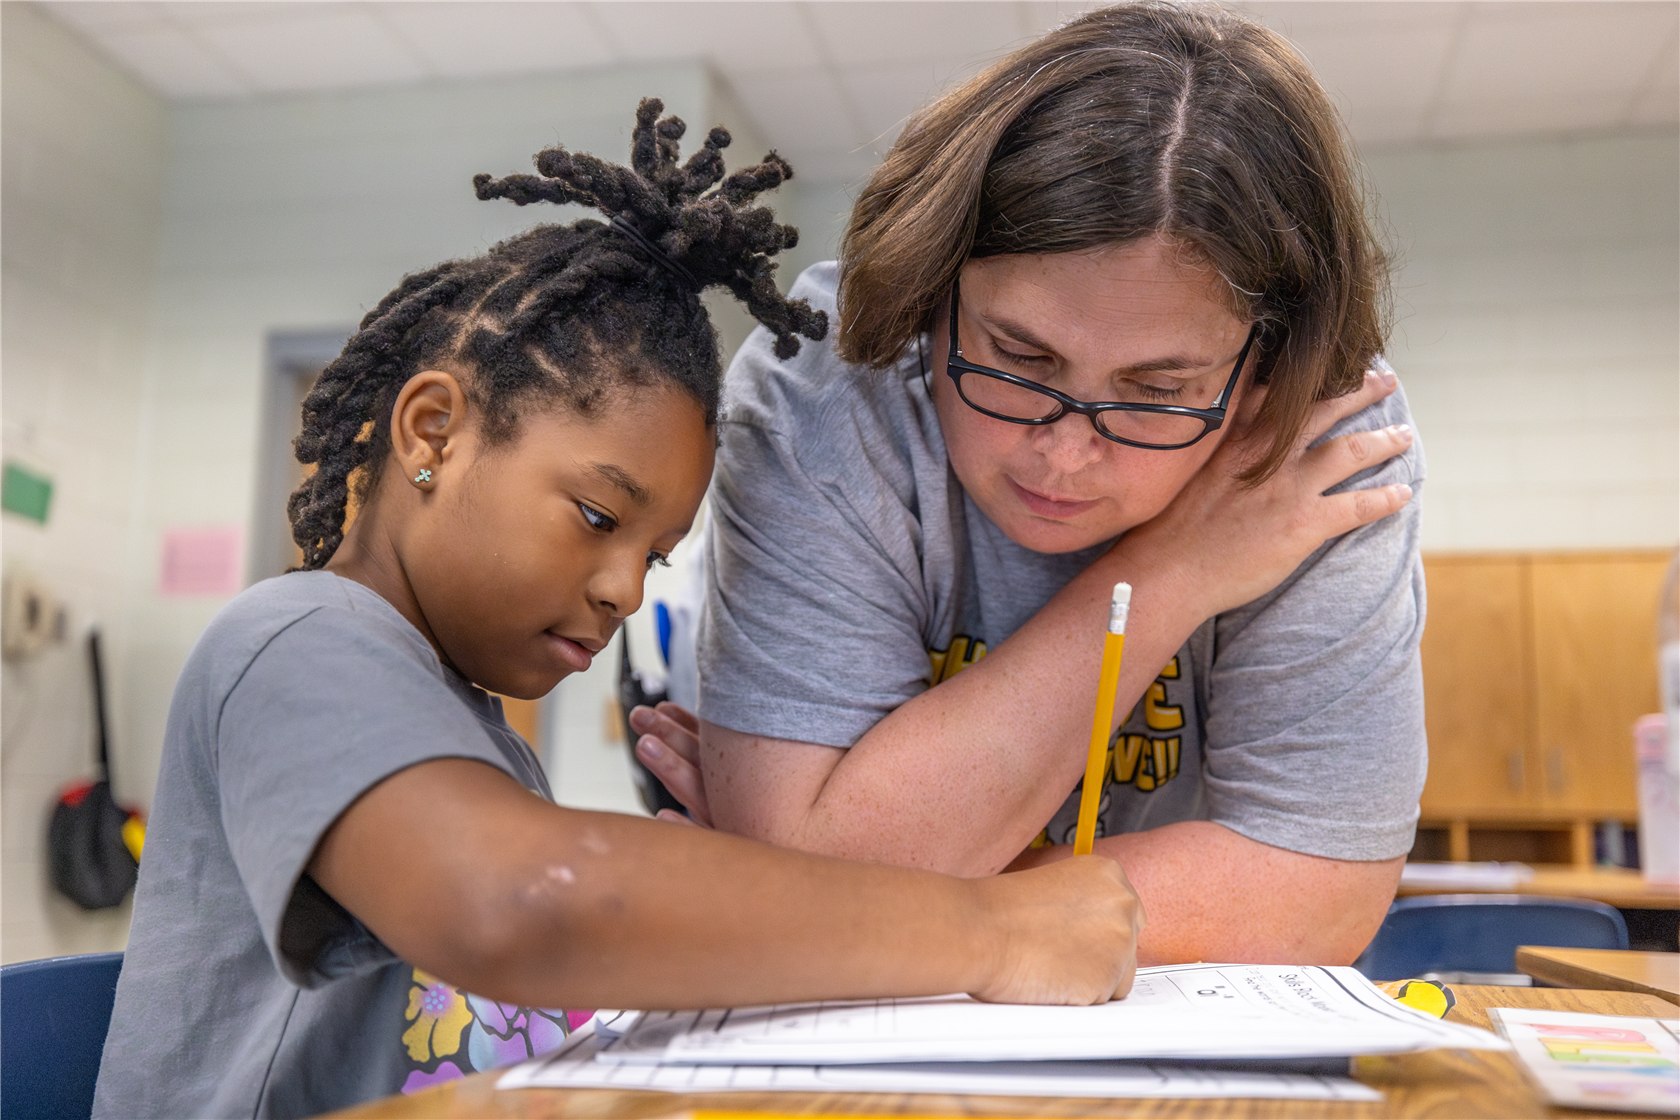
[610,216,701,294]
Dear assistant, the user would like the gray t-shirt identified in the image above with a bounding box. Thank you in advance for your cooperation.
[94,572,571,1120]
[699,262,1428,861]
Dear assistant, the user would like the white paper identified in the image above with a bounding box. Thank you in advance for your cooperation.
[1492,1008,1680,1115]
[497,1021,1382,1101]
[601,964,1505,1067]
[1399,861,1535,890]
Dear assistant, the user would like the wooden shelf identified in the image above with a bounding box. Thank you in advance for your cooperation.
[1413,814,1637,868]
[1398,864,1680,910]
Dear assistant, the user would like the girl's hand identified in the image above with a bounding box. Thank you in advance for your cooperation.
[970,854,1143,1004]
[629,702,713,828]
[1124,368,1416,620]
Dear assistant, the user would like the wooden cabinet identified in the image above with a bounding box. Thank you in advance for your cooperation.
[1418,551,1671,865]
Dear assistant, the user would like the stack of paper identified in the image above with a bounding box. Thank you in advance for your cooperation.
[1399,861,1535,890]
[499,963,1509,1102]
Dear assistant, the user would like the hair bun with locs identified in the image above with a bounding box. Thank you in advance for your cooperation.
[474,98,827,360]
[288,98,825,571]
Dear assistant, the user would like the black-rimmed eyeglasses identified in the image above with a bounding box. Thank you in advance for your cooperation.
[944,279,1258,451]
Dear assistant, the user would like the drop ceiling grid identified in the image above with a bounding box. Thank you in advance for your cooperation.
[34,0,1680,179]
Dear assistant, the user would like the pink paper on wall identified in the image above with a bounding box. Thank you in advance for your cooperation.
[160,526,244,596]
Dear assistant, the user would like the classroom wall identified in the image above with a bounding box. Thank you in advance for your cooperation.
[1365,130,1679,552]
[1,3,168,962]
[3,11,1675,961]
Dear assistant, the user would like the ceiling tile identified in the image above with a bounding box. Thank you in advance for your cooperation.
[155,2,334,27]
[1287,26,1457,112]
[1242,1,1467,36]
[589,2,823,71]
[191,7,429,93]
[379,3,618,77]
[1337,104,1428,150]
[1442,3,1678,105]
[838,61,976,149]
[1019,0,1113,37]
[1627,37,1679,127]
[806,1,1027,68]
[91,24,251,99]
[1429,92,1633,142]
[37,1,168,34]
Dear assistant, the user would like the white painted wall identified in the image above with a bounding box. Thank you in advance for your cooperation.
[1366,130,1679,551]
[1,3,167,962]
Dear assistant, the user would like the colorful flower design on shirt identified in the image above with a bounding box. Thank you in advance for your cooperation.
[402,970,474,1063]
[399,967,579,1095]
[466,993,571,1071]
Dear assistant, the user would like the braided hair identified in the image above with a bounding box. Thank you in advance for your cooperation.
[288,97,827,570]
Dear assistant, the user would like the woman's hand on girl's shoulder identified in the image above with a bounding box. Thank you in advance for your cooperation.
[1126,368,1415,620]
[630,702,713,828]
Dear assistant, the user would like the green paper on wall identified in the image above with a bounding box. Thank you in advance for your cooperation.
[2,461,52,524]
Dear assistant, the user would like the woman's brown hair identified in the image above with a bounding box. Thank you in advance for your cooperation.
[837,1,1389,480]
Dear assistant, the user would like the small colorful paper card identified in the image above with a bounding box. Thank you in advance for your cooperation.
[1490,1007,1679,1115]
[159,526,243,596]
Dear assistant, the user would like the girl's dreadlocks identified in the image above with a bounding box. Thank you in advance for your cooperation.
[288,98,827,570]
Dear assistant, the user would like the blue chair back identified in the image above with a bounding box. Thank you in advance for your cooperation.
[1354,895,1627,981]
[1,952,123,1120]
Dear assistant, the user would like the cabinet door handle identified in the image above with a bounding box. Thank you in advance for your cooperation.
[1546,749,1565,794]
[1507,752,1525,792]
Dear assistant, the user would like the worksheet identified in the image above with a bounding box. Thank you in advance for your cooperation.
[498,1020,1384,1101]
[597,964,1506,1066]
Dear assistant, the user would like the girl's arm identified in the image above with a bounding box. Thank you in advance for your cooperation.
[308,756,1142,1010]
[678,372,1413,881]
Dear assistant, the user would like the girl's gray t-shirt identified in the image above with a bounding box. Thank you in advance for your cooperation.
[699,262,1428,860]
[94,571,570,1120]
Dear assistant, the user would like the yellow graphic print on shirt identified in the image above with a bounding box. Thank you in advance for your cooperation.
[928,635,988,685]
[1110,657,1184,792]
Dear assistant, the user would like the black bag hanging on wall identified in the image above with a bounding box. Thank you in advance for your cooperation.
[48,629,144,910]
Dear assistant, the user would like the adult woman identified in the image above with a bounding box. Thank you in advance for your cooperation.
[636,1,1424,965]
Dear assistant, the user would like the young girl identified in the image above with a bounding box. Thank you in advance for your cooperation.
[92,100,1142,1120]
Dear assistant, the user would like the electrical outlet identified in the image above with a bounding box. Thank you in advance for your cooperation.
[2,572,66,660]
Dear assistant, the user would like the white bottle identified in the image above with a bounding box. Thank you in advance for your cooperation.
[1638,552,1680,885]
[1662,552,1680,777]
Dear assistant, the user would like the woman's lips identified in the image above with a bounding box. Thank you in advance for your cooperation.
[545,632,597,673]
[1007,477,1101,520]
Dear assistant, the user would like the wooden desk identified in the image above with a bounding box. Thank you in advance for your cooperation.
[1518,946,1680,1004]
[329,986,1679,1119]
[1396,865,1680,910]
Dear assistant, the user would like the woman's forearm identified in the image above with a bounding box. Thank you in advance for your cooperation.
[1012,822,1402,966]
[705,533,1208,877]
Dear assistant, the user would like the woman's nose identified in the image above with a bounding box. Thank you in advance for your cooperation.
[1030,411,1107,474]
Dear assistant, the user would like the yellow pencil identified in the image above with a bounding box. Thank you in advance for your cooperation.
[1073,582,1131,856]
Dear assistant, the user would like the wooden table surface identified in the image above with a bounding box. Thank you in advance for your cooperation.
[1518,946,1680,1003]
[328,986,1680,1119]
[1395,865,1680,910]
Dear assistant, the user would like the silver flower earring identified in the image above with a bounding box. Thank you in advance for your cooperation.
[413,468,433,484]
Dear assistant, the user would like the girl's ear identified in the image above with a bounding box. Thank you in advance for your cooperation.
[392,371,469,492]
